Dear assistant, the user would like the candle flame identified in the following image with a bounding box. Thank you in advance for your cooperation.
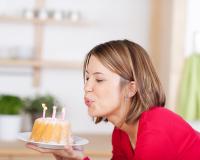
[42,103,47,110]
[53,106,57,110]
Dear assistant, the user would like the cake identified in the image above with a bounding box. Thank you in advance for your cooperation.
[29,117,72,144]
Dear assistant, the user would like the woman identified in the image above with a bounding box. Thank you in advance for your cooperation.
[27,40,200,160]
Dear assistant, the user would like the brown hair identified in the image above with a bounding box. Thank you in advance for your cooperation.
[83,40,166,124]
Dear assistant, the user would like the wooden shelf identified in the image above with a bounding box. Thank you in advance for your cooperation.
[0,1,87,87]
[0,16,90,26]
[0,59,83,69]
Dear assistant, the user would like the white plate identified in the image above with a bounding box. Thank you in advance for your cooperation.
[17,132,89,149]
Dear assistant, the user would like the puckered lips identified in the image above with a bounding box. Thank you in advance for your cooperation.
[84,97,94,107]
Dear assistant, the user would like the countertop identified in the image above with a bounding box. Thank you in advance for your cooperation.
[0,134,112,160]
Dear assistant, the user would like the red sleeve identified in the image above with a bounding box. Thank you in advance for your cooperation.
[111,128,125,160]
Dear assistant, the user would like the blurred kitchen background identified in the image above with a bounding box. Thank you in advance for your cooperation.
[0,0,200,159]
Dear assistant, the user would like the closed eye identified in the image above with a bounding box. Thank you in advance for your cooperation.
[96,79,104,83]
[85,77,89,81]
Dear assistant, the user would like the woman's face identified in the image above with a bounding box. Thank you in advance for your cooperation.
[84,55,125,120]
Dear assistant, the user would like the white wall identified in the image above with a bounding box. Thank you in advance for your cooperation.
[0,0,150,134]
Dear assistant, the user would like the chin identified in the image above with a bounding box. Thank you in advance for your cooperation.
[88,110,96,117]
[88,111,102,117]
[89,112,98,117]
[88,108,106,117]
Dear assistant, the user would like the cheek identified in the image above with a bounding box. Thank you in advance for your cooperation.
[94,84,122,115]
[102,90,121,106]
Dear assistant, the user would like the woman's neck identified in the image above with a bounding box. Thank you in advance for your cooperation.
[108,115,139,149]
[107,105,139,148]
[120,121,139,149]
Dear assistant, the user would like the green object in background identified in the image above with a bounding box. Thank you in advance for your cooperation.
[24,94,60,125]
[177,54,200,120]
[24,94,59,117]
[0,95,24,115]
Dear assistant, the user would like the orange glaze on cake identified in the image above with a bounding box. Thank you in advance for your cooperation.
[30,117,71,144]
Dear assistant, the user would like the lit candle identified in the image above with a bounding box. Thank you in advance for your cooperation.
[42,103,47,118]
[62,107,66,120]
[52,106,57,119]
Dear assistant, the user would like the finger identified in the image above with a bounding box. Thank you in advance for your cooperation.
[63,145,84,159]
[73,145,84,152]
[26,143,54,154]
[63,145,74,155]
[26,143,72,157]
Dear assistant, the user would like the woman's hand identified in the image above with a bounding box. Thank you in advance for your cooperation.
[26,143,85,160]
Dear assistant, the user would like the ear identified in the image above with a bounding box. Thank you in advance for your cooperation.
[127,81,137,98]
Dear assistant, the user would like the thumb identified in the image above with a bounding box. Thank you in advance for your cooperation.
[64,145,74,155]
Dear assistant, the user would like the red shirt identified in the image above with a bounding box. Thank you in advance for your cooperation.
[111,107,200,160]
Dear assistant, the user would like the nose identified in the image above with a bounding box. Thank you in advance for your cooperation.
[84,80,93,92]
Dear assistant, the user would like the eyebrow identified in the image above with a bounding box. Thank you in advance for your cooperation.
[85,70,104,75]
